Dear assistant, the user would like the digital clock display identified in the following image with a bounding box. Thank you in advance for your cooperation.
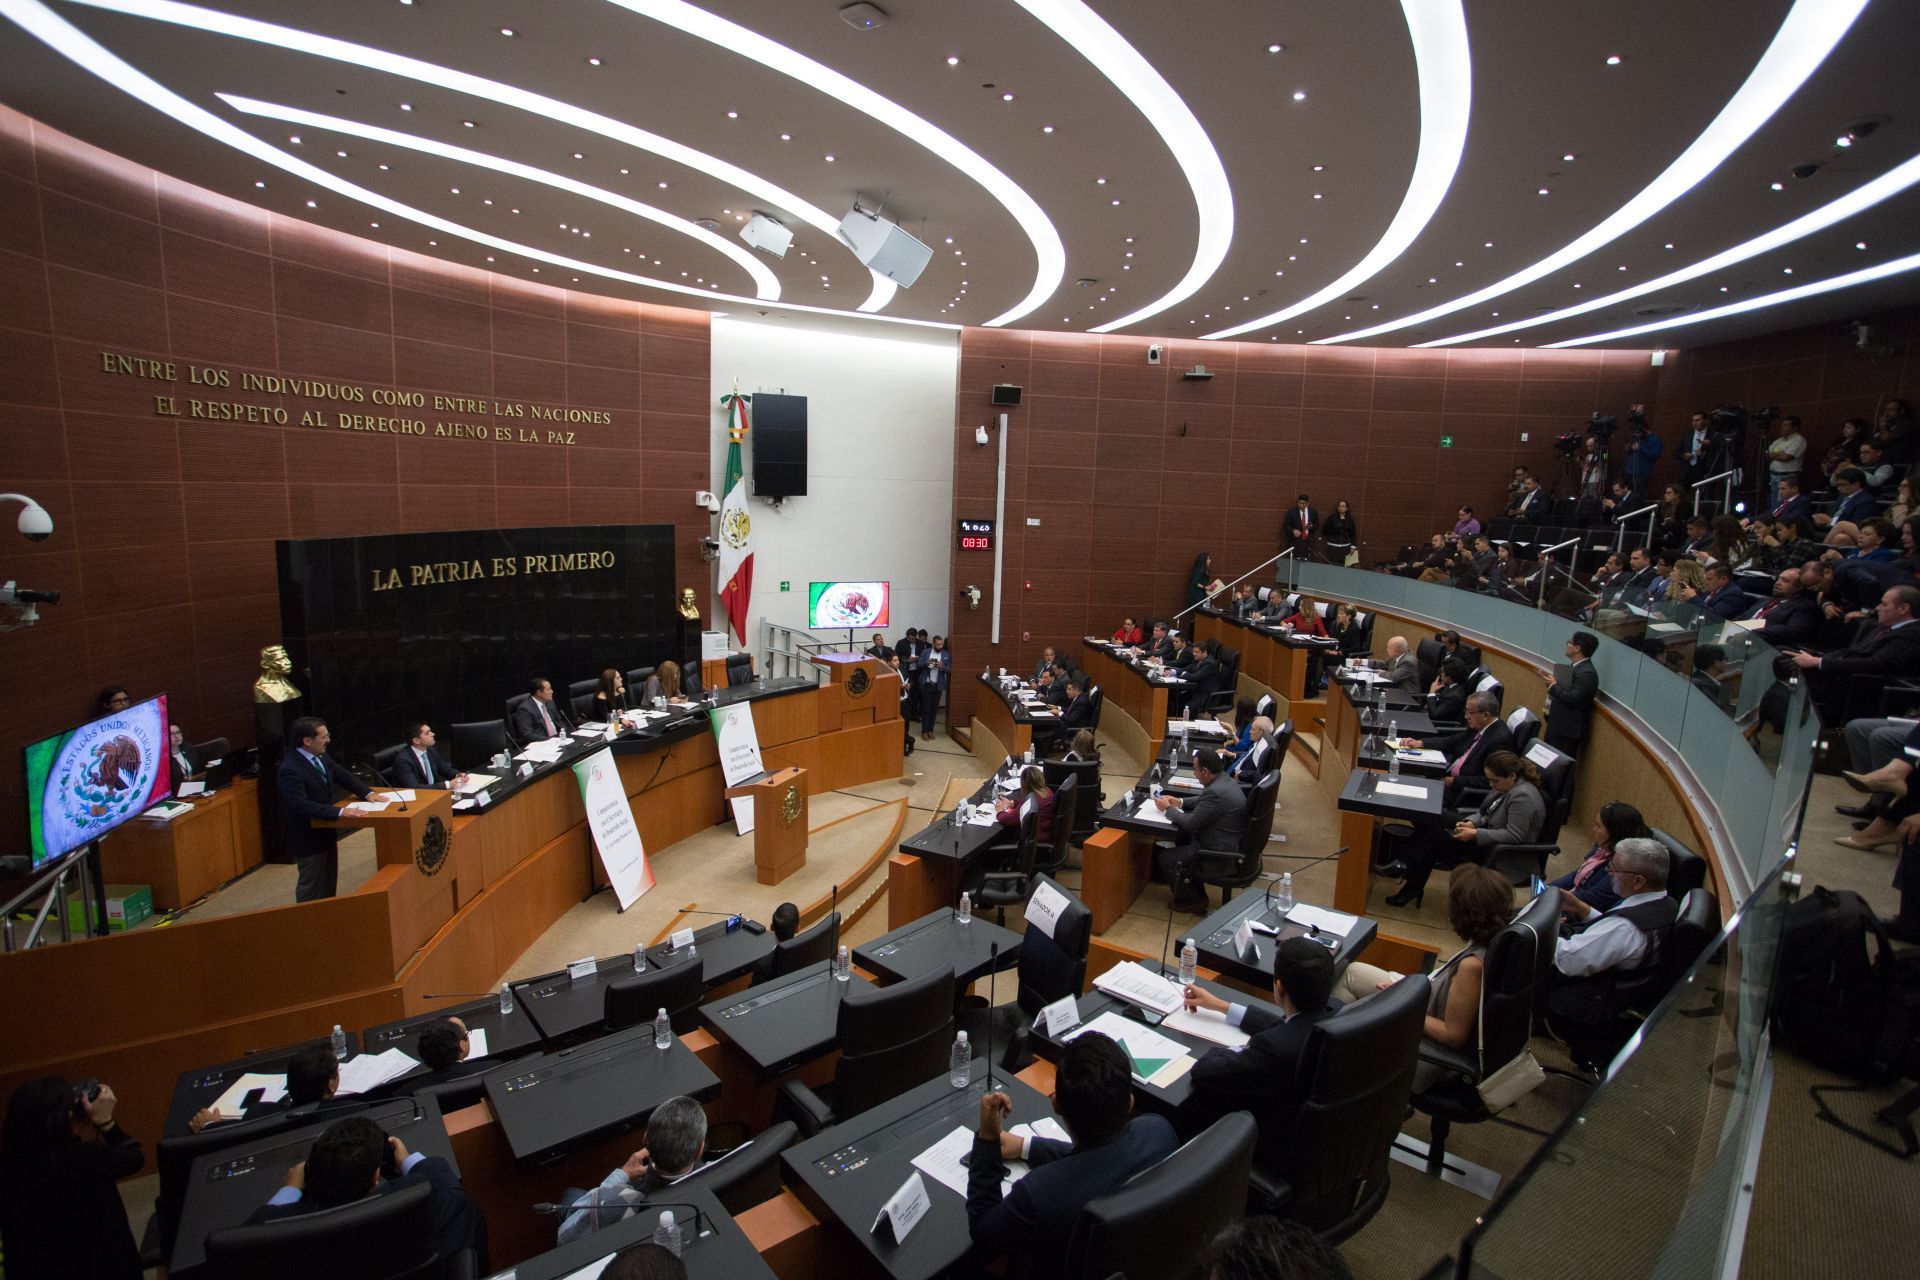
[957,518,995,550]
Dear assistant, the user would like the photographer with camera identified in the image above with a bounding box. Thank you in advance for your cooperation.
[1620,408,1661,500]
[0,1076,144,1279]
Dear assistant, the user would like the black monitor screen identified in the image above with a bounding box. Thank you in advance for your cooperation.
[753,393,808,498]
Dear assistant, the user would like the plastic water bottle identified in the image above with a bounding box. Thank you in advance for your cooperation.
[686,941,698,962]
[1277,873,1295,914]
[1179,940,1197,987]
[634,941,646,972]
[950,1031,972,1088]
[1388,719,1401,777]
[834,944,851,982]
[330,1024,347,1063]
[498,982,514,1015]
[958,891,973,925]
[652,1210,682,1258]
[653,1008,671,1050]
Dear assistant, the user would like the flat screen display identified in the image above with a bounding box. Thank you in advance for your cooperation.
[22,694,172,868]
[808,581,891,629]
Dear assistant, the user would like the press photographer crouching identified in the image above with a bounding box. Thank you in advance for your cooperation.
[0,1075,145,1279]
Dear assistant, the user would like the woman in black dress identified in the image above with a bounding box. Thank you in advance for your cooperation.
[590,668,628,720]
[1322,500,1358,563]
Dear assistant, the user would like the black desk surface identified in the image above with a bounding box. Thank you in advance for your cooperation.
[1338,768,1446,822]
[647,917,776,985]
[782,1059,1050,1280]
[1082,641,1193,689]
[485,1024,719,1166]
[363,995,546,1070]
[1332,673,1424,709]
[855,908,1023,987]
[166,1032,363,1139]
[1191,887,1378,986]
[696,960,875,1081]
[171,1095,454,1279]
[1028,972,1287,1115]
[486,1185,773,1280]
[973,672,1064,727]
[1354,705,1438,738]
[1355,740,1451,779]
[897,764,1022,866]
[513,950,648,1043]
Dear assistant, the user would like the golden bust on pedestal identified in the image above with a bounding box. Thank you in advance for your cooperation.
[253,644,301,703]
[677,587,700,621]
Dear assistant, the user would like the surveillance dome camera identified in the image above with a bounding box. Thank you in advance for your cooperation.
[3,495,52,542]
[1790,162,1821,181]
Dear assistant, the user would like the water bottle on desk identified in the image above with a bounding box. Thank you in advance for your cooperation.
[1178,939,1197,986]
[653,1008,671,1050]
[331,1024,348,1062]
[652,1210,682,1258]
[1277,872,1295,914]
[950,1031,972,1088]
[834,944,851,982]
[958,891,973,925]
[634,941,646,972]
[1387,719,1401,777]
[499,982,514,1016]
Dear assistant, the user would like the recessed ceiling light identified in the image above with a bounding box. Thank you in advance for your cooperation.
[1572,283,1581,289]
[1312,192,1322,199]
[305,198,316,207]
[1484,241,1493,247]
[1299,238,1308,244]
[779,132,791,141]
[1782,266,1793,273]
[1096,177,1106,184]
[1110,199,1120,205]
[399,102,411,111]
[483,198,492,204]
[378,163,389,170]
[1562,153,1576,162]
[1454,260,1463,267]
[1835,134,1853,148]
[462,120,475,128]
[499,27,513,37]
[1427,276,1437,284]
[1267,43,1283,54]
[1770,182,1784,191]
[587,57,602,66]
[253,179,265,187]
[1041,124,1055,133]
[1292,90,1306,101]
[1002,92,1015,102]
[946,55,960,66]
[1720,286,1729,292]
[1664,242,1674,249]
[1311,164,1324,172]
[1537,187,1550,195]
[1617,265,1626,270]
[945,236,954,243]
[658,180,668,187]
[726,110,738,119]
[1605,54,1621,65]
[1126,237,1135,243]
[1857,241,1868,249]
[335,149,346,156]
[572,152,583,159]
[619,168,629,174]
[369,221,378,227]
[450,186,459,193]
[823,155,834,162]
[288,134,300,143]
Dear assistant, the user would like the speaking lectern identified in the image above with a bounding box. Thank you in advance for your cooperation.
[726,767,810,885]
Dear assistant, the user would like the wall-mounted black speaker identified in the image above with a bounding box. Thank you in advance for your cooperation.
[752,393,808,497]
[991,384,1023,406]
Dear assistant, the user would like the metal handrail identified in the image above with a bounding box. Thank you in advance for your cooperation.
[0,853,93,952]
[758,620,855,681]
[1172,548,1290,624]
[1693,468,1739,517]
[1612,503,1660,553]
[1535,536,1581,608]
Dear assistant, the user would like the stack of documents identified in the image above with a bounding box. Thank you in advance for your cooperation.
[1168,718,1228,735]
[1067,1012,1194,1087]
[1093,962,1184,1015]
[1132,798,1173,825]
[1162,1005,1251,1048]
[909,1114,1070,1200]
[516,740,566,763]
[453,773,499,794]
[206,1072,287,1122]
[1287,903,1358,937]
[334,1047,420,1097]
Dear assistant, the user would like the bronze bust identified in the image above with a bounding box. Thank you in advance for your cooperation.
[252,644,301,703]
[677,587,700,621]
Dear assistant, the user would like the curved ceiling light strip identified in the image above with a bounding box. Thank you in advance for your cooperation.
[1202,0,1469,342]
[1313,0,1869,345]
[221,94,783,300]
[64,0,897,312]
[995,0,1231,334]
[1418,151,1920,348]
[602,0,1064,327]
[0,0,956,330]
[1544,250,1920,348]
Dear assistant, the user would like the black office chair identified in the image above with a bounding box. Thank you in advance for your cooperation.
[604,958,706,1034]
[1033,774,1076,877]
[1196,771,1279,909]
[152,1112,302,1269]
[726,652,755,686]
[371,742,411,786]
[1270,718,1295,771]
[1408,890,1562,1176]
[186,736,232,772]
[775,965,956,1137]
[448,720,509,770]
[204,1181,453,1280]
[1087,682,1105,731]
[1648,827,1708,898]
[1473,672,1505,713]
[677,1120,800,1216]
[1505,706,1541,752]
[1415,638,1445,691]
[405,1072,491,1117]
[1043,757,1102,847]
[567,677,600,704]
[975,804,1041,922]
[1250,975,1430,1240]
[765,911,839,981]
[502,693,534,747]
[1545,888,1720,1071]
[1201,646,1241,717]
[1254,693,1278,721]
[626,665,656,691]
[1478,750,1577,884]
[1064,1112,1257,1280]
[570,692,598,722]
[957,875,1091,1067]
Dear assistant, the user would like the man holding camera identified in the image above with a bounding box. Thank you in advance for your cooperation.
[1620,411,1661,501]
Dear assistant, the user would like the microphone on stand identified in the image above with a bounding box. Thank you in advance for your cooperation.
[830,883,840,959]
[984,941,999,1089]
[1262,845,1351,916]
[421,992,496,1002]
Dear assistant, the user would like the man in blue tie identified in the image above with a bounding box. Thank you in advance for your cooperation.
[277,716,376,902]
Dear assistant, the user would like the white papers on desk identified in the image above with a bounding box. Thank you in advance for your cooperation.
[1372,780,1428,799]
[1647,621,1686,634]
[557,1256,616,1280]
[378,790,417,803]
[345,800,391,813]
[1287,903,1358,938]
[515,744,564,763]
[912,1126,1015,1200]
[176,780,207,798]
[1346,669,1388,684]
[1395,748,1446,766]
[1166,770,1202,791]
[208,1071,287,1121]
[1170,718,1227,735]
[1132,798,1173,825]
[966,809,1000,827]
[1067,1011,1192,1085]
[454,773,499,794]
[1093,961,1184,1016]
[1163,1006,1251,1048]
[141,800,194,821]
[334,1047,420,1097]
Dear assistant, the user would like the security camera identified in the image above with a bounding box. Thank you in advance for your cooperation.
[1,494,52,541]
[974,425,990,446]
[0,581,58,632]
[962,585,982,610]
[694,489,719,513]
[1146,345,1163,365]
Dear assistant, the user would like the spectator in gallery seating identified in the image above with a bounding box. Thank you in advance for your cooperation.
[96,685,131,715]
[1765,473,1813,525]
[558,1095,707,1244]
[1876,397,1915,465]
[1748,568,1824,647]
[1111,616,1144,646]
[1451,505,1481,541]
[1322,499,1357,563]
[591,669,629,720]
[1695,563,1750,620]
[513,678,573,742]
[1506,473,1546,519]
[1857,440,1896,495]
[0,1075,145,1280]
[1816,467,1878,532]
[1765,415,1806,504]
[642,660,683,705]
[390,722,465,790]
[1549,801,1653,917]
[247,1114,487,1267]
[397,1018,491,1095]
[1677,515,1712,559]
[966,1033,1177,1278]
[1886,476,1915,529]
[1202,1217,1354,1280]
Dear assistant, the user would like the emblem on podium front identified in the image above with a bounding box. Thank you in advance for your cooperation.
[415,815,451,876]
[848,667,871,698]
[780,782,803,827]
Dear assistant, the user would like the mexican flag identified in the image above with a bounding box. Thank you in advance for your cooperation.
[717,392,753,644]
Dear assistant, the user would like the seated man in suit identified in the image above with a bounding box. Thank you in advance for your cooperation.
[967,1032,1178,1278]
[397,1017,491,1096]
[1030,646,1059,685]
[1180,937,1339,1148]
[1426,656,1472,723]
[1225,716,1276,786]
[1059,678,1094,731]
[1144,621,1177,660]
[389,722,467,790]
[1402,692,1513,805]
[248,1114,486,1268]
[1749,567,1824,647]
[1767,473,1813,525]
[1152,748,1249,912]
[1540,839,1679,1051]
[1178,638,1223,714]
[1695,563,1750,620]
[1785,584,1920,717]
[512,678,574,743]
[277,716,379,902]
[1381,635,1421,697]
[557,1095,706,1244]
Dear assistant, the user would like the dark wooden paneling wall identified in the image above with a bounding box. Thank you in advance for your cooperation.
[945,329,1659,728]
[0,108,712,848]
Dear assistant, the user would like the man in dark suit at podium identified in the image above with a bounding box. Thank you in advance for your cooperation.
[277,717,375,902]
[390,722,465,790]
[512,678,573,743]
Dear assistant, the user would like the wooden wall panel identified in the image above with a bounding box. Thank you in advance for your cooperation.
[0,107,714,850]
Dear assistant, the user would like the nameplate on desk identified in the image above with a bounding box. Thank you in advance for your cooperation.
[568,957,598,981]
[177,780,207,797]
[870,1171,931,1242]
[1039,994,1080,1038]
[1234,918,1258,960]
[670,927,697,950]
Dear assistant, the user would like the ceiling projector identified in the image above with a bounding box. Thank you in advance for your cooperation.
[739,212,792,258]
[836,205,932,288]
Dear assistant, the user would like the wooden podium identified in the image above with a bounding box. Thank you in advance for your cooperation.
[321,790,462,969]
[726,767,810,885]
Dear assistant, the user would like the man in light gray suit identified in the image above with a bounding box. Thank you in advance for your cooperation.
[1383,635,1421,698]
[1153,748,1248,912]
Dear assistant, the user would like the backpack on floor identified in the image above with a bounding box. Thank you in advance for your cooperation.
[1770,887,1908,1079]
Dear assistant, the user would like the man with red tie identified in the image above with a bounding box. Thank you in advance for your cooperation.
[1283,494,1319,560]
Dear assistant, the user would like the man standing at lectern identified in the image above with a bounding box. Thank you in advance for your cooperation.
[278,716,376,902]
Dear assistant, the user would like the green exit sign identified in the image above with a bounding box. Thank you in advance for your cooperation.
[1439,435,1454,448]
[779,580,791,592]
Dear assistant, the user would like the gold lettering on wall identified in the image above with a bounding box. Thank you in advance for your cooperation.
[93,349,620,447]
[366,550,615,592]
